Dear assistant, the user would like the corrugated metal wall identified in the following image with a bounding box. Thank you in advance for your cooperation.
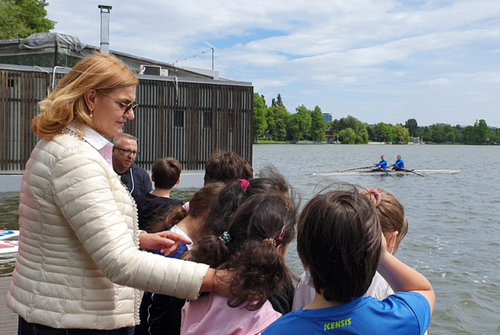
[0,68,254,172]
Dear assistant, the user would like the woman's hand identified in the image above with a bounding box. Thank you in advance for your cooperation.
[139,231,192,255]
[200,268,233,298]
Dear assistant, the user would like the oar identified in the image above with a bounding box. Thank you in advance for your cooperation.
[338,166,373,172]
[406,169,424,177]
[382,169,392,177]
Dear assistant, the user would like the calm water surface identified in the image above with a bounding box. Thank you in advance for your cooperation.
[1,144,499,334]
[253,144,500,335]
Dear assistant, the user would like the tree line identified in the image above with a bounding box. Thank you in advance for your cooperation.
[253,93,499,145]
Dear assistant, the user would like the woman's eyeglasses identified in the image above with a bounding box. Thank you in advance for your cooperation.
[96,90,138,114]
[114,147,139,156]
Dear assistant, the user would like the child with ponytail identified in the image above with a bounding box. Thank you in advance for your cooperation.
[181,192,296,335]
[186,169,296,315]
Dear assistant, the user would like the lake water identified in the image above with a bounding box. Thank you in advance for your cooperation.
[1,144,499,334]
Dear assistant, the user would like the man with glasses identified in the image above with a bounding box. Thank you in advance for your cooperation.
[112,133,152,200]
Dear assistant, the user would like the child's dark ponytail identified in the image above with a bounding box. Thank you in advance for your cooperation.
[221,193,296,310]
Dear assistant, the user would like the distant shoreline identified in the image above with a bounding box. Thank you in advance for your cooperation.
[254,141,498,145]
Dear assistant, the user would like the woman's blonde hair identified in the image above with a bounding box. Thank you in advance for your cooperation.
[33,53,138,139]
[363,188,408,244]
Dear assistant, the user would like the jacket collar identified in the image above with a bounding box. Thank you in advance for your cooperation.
[67,124,113,167]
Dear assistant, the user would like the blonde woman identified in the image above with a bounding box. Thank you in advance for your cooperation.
[7,54,225,334]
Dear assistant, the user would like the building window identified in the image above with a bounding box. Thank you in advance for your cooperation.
[174,110,184,127]
[203,111,212,128]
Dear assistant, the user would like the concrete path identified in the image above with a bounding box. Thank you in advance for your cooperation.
[0,276,17,335]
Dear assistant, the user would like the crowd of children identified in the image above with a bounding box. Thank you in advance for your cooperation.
[133,150,434,335]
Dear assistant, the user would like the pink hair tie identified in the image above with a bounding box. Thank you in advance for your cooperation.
[182,202,190,212]
[362,188,382,207]
[239,179,250,191]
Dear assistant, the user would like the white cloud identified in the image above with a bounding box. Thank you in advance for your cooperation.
[420,78,452,86]
[43,0,500,127]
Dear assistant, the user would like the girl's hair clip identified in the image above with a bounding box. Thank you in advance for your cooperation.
[239,179,250,191]
[362,188,382,207]
[263,238,276,247]
[219,231,231,245]
[278,224,286,240]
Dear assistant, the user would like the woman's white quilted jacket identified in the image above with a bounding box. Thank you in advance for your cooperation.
[6,133,209,330]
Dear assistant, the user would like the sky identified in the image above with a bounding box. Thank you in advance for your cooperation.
[44,0,500,127]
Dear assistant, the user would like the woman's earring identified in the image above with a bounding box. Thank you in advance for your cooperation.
[90,108,94,118]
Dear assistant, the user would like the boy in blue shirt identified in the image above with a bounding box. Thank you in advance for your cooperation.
[264,187,435,335]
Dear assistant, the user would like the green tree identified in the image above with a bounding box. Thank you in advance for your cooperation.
[329,115,369,143]
[428,123,445,143]
[287,114,302,141]
[271,93,284,107]
[267,105,289,141]
[0,0,55,40]
[288,105,312,141]
[371,122,394,142]
[253,93,268,142]
[444,131,456,143]
[404,118,418,139]
[327,119,341,133]
[463,125,478,144]
[393,124,410,144]
[428,123,460,143]
[370,124,387,142]
[338,115,364,133]
[454,125,464,143]
[475,119,489,144]
[357,128,369,144]
[309,106,326,142]
[490,127,500,144]
[338,128,356,144]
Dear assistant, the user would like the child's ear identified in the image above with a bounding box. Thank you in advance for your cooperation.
[277,244,283,255]
[276,244,289,258]
[176,177,181,185]
[151,175,156,182]
[386,230,400,254]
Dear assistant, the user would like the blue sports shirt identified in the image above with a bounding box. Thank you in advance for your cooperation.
[263,292,431,335]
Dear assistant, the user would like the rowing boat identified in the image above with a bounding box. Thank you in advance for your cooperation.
[313,169,461,176]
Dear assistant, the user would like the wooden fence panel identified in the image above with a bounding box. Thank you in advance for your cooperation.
[0,68,253,173]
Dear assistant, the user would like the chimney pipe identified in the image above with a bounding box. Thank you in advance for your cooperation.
[98,5,112,55]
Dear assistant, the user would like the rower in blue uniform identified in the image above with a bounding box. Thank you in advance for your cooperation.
[392,155,406,171]
[373,155,388,171]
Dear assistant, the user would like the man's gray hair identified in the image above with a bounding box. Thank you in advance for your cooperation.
[112,133,138,145]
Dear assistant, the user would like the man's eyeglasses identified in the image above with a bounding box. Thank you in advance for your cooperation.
[114,147,139,156]
[96,90,138,114]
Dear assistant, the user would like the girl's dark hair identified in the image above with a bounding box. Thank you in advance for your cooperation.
[198,193,296,310]
[187,169,295,266]
[297,186,382,304]
[149,182,225,233]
